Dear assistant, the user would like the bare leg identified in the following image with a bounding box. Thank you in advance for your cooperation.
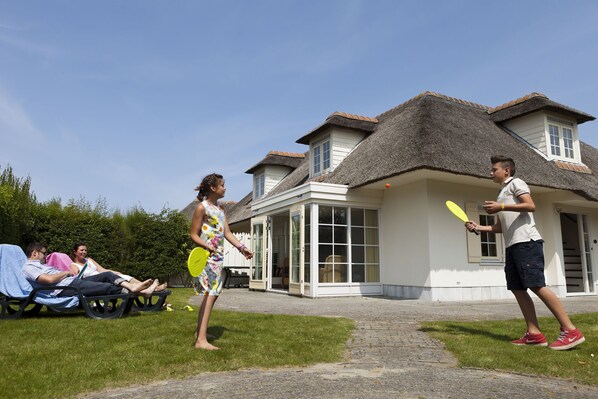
[531,287,576,330]
[195,294,219,350]
[512,289,542,334]
[121,279,152,293]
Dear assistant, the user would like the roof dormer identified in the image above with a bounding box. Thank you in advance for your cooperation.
[296,112,378,178]
[245,151,305,200]
[488,93,595,168]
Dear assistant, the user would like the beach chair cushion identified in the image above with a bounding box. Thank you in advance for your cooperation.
[46,252,73,272]
[0,244,79,308]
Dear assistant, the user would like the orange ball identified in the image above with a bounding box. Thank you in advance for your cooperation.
[385,183,390,188]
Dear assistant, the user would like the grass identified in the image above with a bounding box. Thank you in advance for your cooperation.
[0,288,354,399]
[421,313,598,386]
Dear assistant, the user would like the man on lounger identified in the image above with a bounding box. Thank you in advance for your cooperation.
[22,243,151,296]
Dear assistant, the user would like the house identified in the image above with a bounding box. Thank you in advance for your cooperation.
[224,91,598,301]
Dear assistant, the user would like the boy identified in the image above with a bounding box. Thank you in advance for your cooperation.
[466,156,584,350]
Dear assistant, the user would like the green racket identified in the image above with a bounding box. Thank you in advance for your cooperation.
[187,247,210,277]
[445,200,479,235]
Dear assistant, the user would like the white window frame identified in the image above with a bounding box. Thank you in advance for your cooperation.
[465,202,505,265]
[311,137,331,176]
[253,172,265,199]
[545,117,580,163]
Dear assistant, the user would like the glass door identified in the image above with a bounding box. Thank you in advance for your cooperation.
[580,215,595,293]
[249,217,268,290]
[288,205,304,295]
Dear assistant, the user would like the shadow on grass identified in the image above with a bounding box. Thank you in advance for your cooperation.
[420,323,513,343]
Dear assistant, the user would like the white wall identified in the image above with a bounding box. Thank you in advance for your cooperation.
[380,180,432,287]
[426,180,508,299]
[265,165,292,195]
[380,178,589,301]
[331,128,366,170]
[504,111,547,153]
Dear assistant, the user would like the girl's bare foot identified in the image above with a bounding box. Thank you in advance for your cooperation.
[130,279,152,293]
[140,279,159,296]
[154,281,168,292]
[194,341,219,350]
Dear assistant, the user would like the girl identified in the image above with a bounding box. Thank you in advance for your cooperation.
[190,173,252,350]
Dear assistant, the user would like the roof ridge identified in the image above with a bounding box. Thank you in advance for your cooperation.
[327,111,378,123]
[487,92,548,114]
[267,150,305,158]
[423,91,490,110]
[376,91,489,119]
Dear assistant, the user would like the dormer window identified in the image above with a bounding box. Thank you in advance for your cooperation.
[313,139,330,175]
[254,173,265,199]
[546,117,578,162]
[548,121,574,159]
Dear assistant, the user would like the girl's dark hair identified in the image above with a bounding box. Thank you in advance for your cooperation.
[71,242,87,260]
[195,173,223,200]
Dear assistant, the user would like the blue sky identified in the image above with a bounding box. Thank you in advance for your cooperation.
[1,0,597,213]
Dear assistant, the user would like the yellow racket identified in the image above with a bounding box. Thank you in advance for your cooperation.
[187,247,210,277]
[445,200,479,235]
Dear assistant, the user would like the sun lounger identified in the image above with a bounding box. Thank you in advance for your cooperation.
[0,244,132,320]
[47,251,171,312]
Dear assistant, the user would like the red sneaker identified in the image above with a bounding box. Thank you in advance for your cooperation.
[549,328,585,350]
[511,332,548,346]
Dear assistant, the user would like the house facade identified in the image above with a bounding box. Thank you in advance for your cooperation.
[225,92,598,301]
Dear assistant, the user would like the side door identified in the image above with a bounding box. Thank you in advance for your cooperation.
[249,216,268,290]
[288,205,304,296]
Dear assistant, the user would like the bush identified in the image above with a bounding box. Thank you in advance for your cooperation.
[0,165,36,245]
[0,164,191,282]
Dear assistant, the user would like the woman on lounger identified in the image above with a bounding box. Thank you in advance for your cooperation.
[69,242,167,297]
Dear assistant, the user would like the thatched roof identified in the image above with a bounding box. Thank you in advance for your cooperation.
[488,92,595,124]
[296,111,378,145]
[224,192,253,225]
[214,91,598,227]
[263,91,598,202]
[245,151,305,174]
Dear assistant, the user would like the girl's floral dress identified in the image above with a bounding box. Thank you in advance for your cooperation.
[198,200,225,296]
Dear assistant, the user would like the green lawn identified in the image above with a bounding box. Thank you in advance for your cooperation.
[421,313,598,386]
[0,289,354,399]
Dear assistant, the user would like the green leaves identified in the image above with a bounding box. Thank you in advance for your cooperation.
[0,164,191,284]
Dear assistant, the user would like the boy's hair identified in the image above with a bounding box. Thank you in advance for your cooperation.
[26,242,47,257]
[490,155,516,177]
[194,173,223,200]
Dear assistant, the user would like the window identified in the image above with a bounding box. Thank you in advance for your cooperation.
[465,202,504,264]
[317,205,380,283]
[549,125,561,156]
[548,120,576,161]
[312,139,331,176]
[563,128,574,158]
[253,173,265,199]
[479,214,497,257]
[350,208,380,282]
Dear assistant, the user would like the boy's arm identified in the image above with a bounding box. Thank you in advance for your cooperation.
[484,193,536,214]
[467,218,502,234]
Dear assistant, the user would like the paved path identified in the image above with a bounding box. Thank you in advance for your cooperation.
[82,291,598,399]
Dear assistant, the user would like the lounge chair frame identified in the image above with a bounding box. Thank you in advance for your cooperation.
[0,285,132,320]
